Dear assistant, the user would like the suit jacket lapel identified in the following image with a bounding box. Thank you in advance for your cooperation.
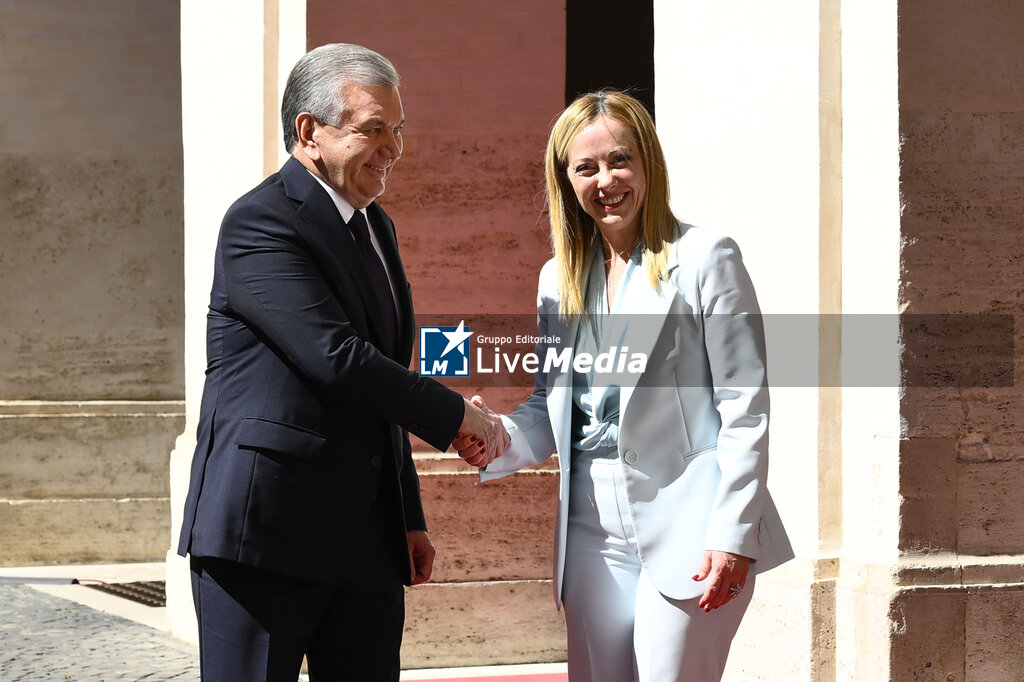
[280,158,399,357]
[546,312,578,463]
[366,202,413,363]
[617,259,676,424]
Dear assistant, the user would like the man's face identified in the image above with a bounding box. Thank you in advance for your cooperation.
[310,83,404,208]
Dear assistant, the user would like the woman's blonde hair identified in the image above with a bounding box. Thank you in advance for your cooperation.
[544,90,677,318]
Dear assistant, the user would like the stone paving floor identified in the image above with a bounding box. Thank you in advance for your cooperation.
[0,583,199,680]
[0,579,566,681]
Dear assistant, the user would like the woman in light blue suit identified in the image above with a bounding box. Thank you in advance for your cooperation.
[458,91,793,681]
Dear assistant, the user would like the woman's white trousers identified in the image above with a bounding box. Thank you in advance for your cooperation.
[563,455,753,682]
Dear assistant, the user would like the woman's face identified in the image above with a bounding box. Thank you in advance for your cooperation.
[566,115,646,246]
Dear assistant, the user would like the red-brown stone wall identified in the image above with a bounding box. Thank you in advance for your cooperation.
[898,0,1024,557]
[307,0,565,432]
[307,0,562,314]
[305,3,569,665]
[897,3,1024,676]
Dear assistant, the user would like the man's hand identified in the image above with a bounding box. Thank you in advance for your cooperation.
[693,550,751,612]
[454,395,509,467]
[407,530,436,586]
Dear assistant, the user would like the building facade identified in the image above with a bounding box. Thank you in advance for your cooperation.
[2,1,1022,678]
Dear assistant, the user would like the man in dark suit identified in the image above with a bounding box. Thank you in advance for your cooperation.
[177,43,505,681]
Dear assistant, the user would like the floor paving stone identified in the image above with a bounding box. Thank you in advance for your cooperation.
[0,584,199,681]
[0,580,566,681]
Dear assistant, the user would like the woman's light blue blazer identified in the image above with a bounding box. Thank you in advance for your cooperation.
[481,223,794,606]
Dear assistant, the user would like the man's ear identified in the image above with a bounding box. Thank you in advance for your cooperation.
[295,112,319,159]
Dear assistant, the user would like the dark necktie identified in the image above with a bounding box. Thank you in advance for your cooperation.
[347,211,398,354]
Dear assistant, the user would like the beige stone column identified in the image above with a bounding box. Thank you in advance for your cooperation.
[655,1,835,678]
[836,0,903,677]
[891,0,1024,679]
[657,1,1024,680]
[167,0,306,642]
[0,2,185,568]
[655,0,906,678]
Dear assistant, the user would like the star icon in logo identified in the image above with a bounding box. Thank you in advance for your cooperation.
[440,320,472,358]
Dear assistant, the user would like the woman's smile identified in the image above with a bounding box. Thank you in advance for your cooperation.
[598,191,629,209]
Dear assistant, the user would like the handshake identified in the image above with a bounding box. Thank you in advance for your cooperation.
[452,395,510,468]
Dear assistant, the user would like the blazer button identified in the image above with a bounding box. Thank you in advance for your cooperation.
[623,450,638,465]
[371,455,382,467]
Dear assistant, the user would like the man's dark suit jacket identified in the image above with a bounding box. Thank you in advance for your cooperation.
[177,156,463,584]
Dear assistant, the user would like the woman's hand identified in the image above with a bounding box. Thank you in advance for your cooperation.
[453,395,509,467]
[693,550,750,612]
[452,431,487,466]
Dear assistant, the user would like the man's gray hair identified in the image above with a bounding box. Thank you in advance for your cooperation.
[281,43,400,152]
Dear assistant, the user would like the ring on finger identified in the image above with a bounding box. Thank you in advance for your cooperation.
[728,584,743,597]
